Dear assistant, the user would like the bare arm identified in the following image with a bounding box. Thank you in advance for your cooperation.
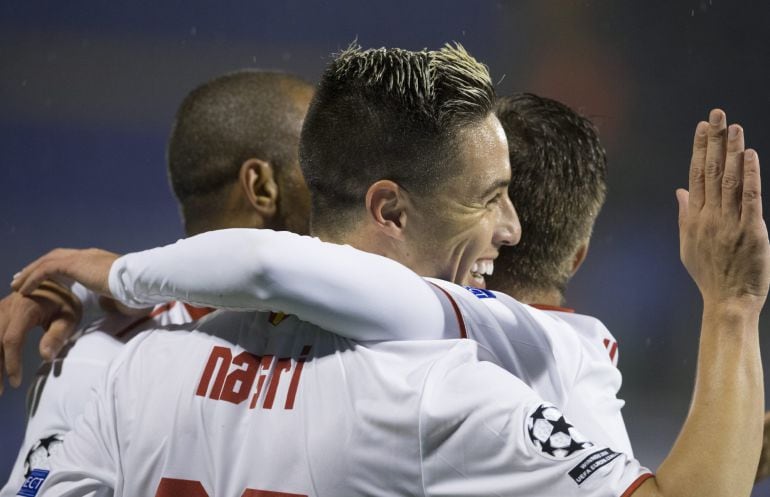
[758,411,770,482]
[634,111,768,497]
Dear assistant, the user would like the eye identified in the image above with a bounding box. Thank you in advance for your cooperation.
[487,192,503,206]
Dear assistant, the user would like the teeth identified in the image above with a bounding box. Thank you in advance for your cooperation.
[470,260,494,277]
[484,261,494,276]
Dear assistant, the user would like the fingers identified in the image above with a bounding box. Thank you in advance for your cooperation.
[2,311,31,388]
[721,125,745,219]
[704,109,727,208]
[11,250,72,296]
[689,121,709,211]
[677,189,690,231]
[40,317,75,360]
[741,149,762,223]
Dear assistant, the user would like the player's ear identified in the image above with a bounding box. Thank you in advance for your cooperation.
[239,159,278,218]
[570,240,590,276]
[365,180,408,241]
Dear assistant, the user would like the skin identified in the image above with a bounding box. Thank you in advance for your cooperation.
[0,83,314,390]
[343,113,520,288]
[12,109,769,497]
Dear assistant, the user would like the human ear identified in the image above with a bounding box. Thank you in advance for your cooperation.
[239,159,278,218]
[570,240,590,276]
[365,180,408,241]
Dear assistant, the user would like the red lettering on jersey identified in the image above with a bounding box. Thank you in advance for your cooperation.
[264,357,292,409]
[197,345,312,410]
[285,346,311,409]
[155,477,208,497]
[155,478,308,497]
[220,352,260,405]
[196,346,232,399]
[250,355,275,409]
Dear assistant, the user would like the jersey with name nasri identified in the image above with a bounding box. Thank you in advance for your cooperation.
[39,308,650,497]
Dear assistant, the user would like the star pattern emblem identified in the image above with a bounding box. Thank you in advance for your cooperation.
[527,403,593,459]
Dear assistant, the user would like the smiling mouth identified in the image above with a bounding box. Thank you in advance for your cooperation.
[469,260,494,288]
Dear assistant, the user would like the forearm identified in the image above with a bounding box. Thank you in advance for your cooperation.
[644,303,763,497]
[109,228,446,340]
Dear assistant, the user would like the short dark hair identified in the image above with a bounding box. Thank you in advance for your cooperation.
[489,93,607,296]
[168,70,311,225]
[300,43,495,232]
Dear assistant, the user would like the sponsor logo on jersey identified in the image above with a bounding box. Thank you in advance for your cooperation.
[568,448,621,485]
[17,469,49,497]
[526,403,593,460]
[268,311,288,326]
[463,286,496,299]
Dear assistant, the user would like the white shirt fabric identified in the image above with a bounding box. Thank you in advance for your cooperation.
[38,309,650,497]
[0,302,209,497]
[109,228,632,454]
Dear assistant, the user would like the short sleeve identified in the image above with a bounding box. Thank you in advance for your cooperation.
[419,353,651,497]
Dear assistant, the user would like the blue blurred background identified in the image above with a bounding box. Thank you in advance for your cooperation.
[1,1,769,494]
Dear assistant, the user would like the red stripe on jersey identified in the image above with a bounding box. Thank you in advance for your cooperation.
[114,302,175,339]
[621,473,654,497]
[609,341,619,362]
[183,303,215,321]
[603,338,610,348]
[429,283,467,339]
[531,303,575,313]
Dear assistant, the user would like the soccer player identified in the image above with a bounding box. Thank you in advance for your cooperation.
[488,93,627,450]
[14,45,768,497]
[0,69,315,496]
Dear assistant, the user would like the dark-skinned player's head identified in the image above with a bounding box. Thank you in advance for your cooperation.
[299,43,519,286]
[168,70,314,236]
[487,93,607,303]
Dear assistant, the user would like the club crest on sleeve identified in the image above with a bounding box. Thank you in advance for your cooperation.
[526,403,593,459]
[463,287,496,299]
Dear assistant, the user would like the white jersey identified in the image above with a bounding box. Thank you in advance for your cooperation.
[0,302,212,497]
[37,309,650,497]
[108,228,632,454]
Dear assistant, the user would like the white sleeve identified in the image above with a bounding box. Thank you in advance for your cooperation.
[420,355,652,497]
[35,337,137,497]
[0,332,120,497]
[69,282,105,329]
[560,316,633,455]
[108,228,447,341]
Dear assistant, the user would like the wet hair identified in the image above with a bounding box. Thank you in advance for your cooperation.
[168,70,312,230]
[489,93,607,297]
[299,43,495,232]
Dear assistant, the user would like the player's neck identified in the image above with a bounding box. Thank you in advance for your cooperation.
[511,287,565,308]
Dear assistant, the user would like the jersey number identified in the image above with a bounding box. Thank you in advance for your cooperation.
[155,478,307,497]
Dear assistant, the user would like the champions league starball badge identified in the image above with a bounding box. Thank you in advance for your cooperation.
[23,434,64,477]
[526,403,593,459]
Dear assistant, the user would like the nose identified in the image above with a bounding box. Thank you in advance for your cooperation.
[494,194,521,247]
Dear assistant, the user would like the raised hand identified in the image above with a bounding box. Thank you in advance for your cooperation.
[676,109,770,311]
